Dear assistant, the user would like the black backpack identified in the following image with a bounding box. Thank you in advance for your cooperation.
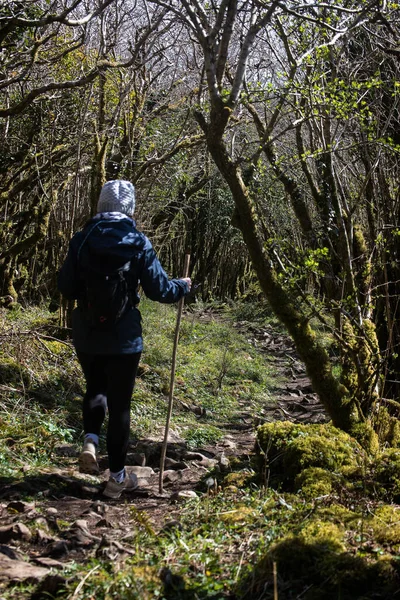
[77,223,133,329]
[80,261,132,329]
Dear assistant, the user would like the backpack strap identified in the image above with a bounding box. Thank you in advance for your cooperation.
[77,220,107,260]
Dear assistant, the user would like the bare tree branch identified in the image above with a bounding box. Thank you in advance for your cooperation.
[0,0,116,28]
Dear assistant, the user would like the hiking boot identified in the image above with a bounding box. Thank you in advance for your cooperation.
[103,471,139,499]
[79,440,100,475]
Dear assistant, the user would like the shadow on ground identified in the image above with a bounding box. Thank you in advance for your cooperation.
[0,473,101,500]
[236,535,400,600]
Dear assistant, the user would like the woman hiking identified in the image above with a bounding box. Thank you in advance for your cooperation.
[58,180,191,499]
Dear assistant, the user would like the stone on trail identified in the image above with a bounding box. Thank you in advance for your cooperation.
[182,451,207,461]
[162,470,183,484]
[30,573,67,600]
[0,544,25,561]
[32,556,65,569]
[67,519,100,545]
[46,506,58,516]
[129,466,155,478]
[95,518,113,528]
[220,438,237,450]
[35,529,55,546]
[219,452,230,470]
[0,522,32,543]
[96,535,134,560]
[161,519,183,531]
[127,452,146,466]
[198,457,218,468]
[170,490,198,502]
[164,457,189,470]
[0,555,49,583]
[90,500,108,515]
[35,516,51,529]
[6,500,35,514]
[42,540,70,559]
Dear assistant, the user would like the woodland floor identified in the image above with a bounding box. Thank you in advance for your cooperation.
[0,311,328,599]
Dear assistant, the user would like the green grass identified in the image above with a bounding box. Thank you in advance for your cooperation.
[129,299,276,439]
[182,424,224,448]
[0,300,275,476]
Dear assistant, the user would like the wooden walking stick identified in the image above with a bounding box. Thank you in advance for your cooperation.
[159,253,190,494]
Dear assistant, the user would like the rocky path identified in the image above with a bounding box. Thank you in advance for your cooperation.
[232,320,328,425]
[0,318,327,597]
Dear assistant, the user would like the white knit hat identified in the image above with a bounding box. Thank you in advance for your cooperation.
[97,180,136,216]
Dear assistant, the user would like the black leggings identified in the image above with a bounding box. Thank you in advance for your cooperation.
[77,351,141,473]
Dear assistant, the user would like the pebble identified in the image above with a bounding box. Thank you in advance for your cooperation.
[129,466,155,478]
[170,490,198,502]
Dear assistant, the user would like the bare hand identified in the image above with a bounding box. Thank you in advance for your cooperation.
[181,277,192,291]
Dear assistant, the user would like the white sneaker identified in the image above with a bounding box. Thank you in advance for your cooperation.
[79,440,100,475]
[103,471,139,499]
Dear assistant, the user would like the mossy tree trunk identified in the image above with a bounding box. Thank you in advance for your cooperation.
[0,141,65,302]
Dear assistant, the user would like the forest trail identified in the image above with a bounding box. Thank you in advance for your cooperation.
[0,317,327,596]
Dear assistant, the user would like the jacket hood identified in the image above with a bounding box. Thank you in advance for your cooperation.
[77,214,146,272]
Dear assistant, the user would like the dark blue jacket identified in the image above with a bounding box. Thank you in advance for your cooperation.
[58,213,188,355]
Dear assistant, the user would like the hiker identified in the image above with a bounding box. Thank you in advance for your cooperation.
[58,180,191,499]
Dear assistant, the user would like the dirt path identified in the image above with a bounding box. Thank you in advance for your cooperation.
[0,319,327,596]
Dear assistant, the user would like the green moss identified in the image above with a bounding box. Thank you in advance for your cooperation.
[375,406,400,448]
[370,505,400,545]
[353,225,368,257]
[41,340,67,355]
[223,471,253,488]
[300,520,346,550]
[373,448,400,501]
[256,422,362,491]
[239,529,400,600]
[340,318,379,419]
[219,506,256,524]
[295,467,336,499]
[0,355,30,386]
[314,504,360,528]
[350,421,379,454]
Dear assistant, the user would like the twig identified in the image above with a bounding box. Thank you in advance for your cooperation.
[0,384,22,393]
[235,533,254,583]
[70,564,101,599]
[0,330,73,347]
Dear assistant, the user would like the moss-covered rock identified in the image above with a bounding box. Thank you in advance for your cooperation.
[369,505,400,545]
[223,471,254,488]
[300,519,346,550]
[374,406,400,448]
[0,355,30,386]
[256,422,363,492]
[238,531,400,600]
[350,421,380,454]
[372,448,400,501]
[295,467,337,498]
[314,504,360,528]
